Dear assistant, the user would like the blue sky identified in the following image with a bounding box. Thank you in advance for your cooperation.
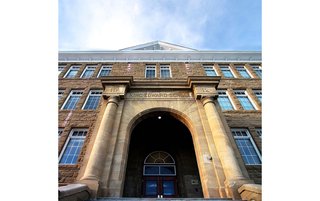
[59,0,261,51]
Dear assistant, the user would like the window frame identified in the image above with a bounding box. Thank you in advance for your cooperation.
[203,65,217,76]
[255,128,262,138]
[219,65,235,78]
[217,90,235,111]
[231,128,262,165]
[58,128,63,138]
[145,65,156,78]
[61,90,83,110]
[97,65,112,77]
[58,128,88,165]
[63,65,80,78]
[82,90,103,110]
[160,65,172,78]
[235,65,252,78]
[251,65,262,78]
[234,90,257,110]
[58,65,65,75]
[80,65,96,78]
[253,90,262,103]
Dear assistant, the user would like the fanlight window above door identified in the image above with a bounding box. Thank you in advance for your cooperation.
[143,151,176,176]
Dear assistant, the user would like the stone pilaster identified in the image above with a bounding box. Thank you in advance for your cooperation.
[79,96,120,196]
[201,96,252,199]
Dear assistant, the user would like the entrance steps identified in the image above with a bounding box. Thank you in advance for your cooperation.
[89,198,238,201]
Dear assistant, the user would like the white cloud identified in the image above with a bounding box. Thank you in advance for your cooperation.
[59,0,226,50]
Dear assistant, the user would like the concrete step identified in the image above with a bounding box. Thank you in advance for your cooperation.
[89,198,237,201]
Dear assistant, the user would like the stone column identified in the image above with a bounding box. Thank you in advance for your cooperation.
[79,96,120,195]
[201,96,250,198]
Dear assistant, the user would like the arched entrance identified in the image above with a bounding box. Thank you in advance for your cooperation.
[123,111,203,198]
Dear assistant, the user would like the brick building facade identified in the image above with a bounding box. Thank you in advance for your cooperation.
[58,41,262,200]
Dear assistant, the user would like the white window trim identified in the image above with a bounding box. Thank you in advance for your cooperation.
[80,65,96,78]
[203,65,217,76]
[235,65,252,78]
[234,90,258,110]
[82,90,103,110]
[231,128,262,165]
[58,90,64,100]
[251,65,262,78]
[61,90,83,110]
[219,65,236,78]
[160,65,172,78]
[255,128,262,138]
[253,90,262,102]
[145,65,156,78]
[217,90,236,110]
[58,128,88,164]
[58,128,63,138]
[63,65,80,78]
[97,65,112,77]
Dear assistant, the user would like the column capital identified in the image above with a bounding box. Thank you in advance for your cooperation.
[107,96,120,106]
[201,95,219,107]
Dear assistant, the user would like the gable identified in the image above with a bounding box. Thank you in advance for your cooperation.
[120,41,197,51]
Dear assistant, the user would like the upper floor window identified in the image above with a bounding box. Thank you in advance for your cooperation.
[61,90,83,110]
[80,66,96,78]
[253,90,262,103]
[203,65,217,76]
[98,65,112,77]
[82,90,103,110]
[231,128,261,165]
[219,66,234,78]
[58,65,65,75]
[255,128,262,138]
[234,90,256,110]
[160,65,171,78]
[252,65,262,78]
[64,66,80,78]
[59,128,88,165]
[217,90,234,110]
[145,65,156,78]
[58,90,64,100]
[235,66,251,78]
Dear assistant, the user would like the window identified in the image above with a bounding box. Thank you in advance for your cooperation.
[234,90,256,110]
[82,90,103,110]
[80,66,96,78]
[253,90,262,102]
[256,128,262,138]
[58,65,65,75]
[98,65,112,77]
[58,128,63,137]
[252,65,262,78]
[145,65,156,78]
[143,151,176,176]
[64,66,80,78]
[61,90,83,110]
[203,65,217,76]
[217,90,234,110]
[58,90,64,100]
[231,128,261,165]
[160,65,171,78]
[219,66,234,78]
[235,66,251,78]
[59,129,88,164]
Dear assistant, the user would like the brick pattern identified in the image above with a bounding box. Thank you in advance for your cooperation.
[58,62,262,186]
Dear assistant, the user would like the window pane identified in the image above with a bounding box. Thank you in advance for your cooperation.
[63,96,81,110]
[66,70,78,78]
[163,181,175,196]
[59,138,84,164]
[144,166,159,175]
[146,69,155,78]
[160,166,175,175]
[145,180,157,196]
[235,139,261,165]
[161,69,170,78]
[82,69,94,78]
[238,97,255,110]
[99,67,112,77]
[83,96,101,110]
[221,68,234,78]
[218,96,234,110]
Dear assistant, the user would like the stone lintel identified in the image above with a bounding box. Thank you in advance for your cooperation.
[238,184,262,201]
[187,76,220,100]
[101,76,133,99]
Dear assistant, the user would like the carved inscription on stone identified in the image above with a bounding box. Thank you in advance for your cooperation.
[126,91,192,99]
[193,85,217,100]
[103,85,126,98]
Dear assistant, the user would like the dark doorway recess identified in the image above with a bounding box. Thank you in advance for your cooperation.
[123,112,203,198]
